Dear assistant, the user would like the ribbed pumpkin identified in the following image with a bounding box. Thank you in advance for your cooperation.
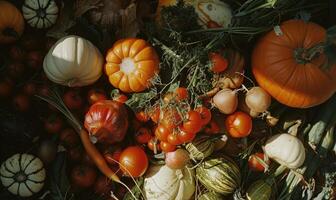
[84,100,128,144]
[43,35,103,87]
[196,156,241,195]
[185,136,214,160]
[105,38,159,93]
[252,20,336,108]
[22,0,59,29]
[0,1,24,44]
[198,192,223,200]
[0,154,46,197]
[246,179,273,200]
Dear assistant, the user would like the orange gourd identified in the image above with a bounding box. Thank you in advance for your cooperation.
[252,20,336,108]
[0,1,24,44]
[105,38,159,93]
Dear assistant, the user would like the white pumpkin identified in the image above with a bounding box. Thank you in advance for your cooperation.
[264,134,306,169]
[43,35,103,87]
[143,164,195,200]
[156,0,232,28]
[0,154,46,197]
[22,0,59,29]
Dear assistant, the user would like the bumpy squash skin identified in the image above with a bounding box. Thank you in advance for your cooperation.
[252,20,336,108]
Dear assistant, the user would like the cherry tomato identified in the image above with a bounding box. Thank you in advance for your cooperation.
[209,52,229,73]
[147,138,161,153]
[195,106,212,125]
[225,111,252,138]
[160,108,182,129]
[119,146,148,177]
[23,82,37,96]
[87,89,107,104]
[113,94,128,104]
[149,106,160,123]
[204,120,221,135]
[104,149,122,166]
[175,87,188,101]
[155,124,171,142]
[44,115,63,134]
[248,153,270,172]
[177,128,196,143]
[167,132,182,146]
[182,110,202,134]
[160,141,176,153]
[94,176,113,196]
[63,89,83,110]
[135,111,150,122]
[71,165,97,188]
[59,128,80,148]
[135,127,153,144]
[13,94,30,112]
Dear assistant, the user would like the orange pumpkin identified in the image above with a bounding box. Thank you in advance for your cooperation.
[0,1,24,44]
[252,20,336,108]
[105,38,159,93]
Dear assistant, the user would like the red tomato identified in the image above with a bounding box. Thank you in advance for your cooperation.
[44,115,63,134]
[135,111,150,122]
[209,52,229,73]
[63,90,83,110]
[119,146,148,177]
[0,79,13,97]
[149,106,160,123]
[71,165,97,188]
[26,51,43,70]
[160,141,176,152]
[225,111,252,138]
[23,82,37,96]
[113,94,128,104]
[167,132,182,146]
[204,120,221,135]
[182,110,202,134]
[175,87,188,101]
[135,127,153,144]
[59,128,80,148]
[155,125,171,142]
[195,106,212,125]
[104,149,122,166]
[177,128,196,143]
[87,89,107,105]
[248,153,270,172]
[147,138,161,153]
[160,108,182,129]
[13,94,30,112]
[132,119,142,131]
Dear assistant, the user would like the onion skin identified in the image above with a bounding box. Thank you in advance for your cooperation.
[165,149,190,169]
[245,87,271,113]
[213,89,238,114]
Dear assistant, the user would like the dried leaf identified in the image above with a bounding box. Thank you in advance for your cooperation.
[47,1,76,39]
[74,0,101,17]
[117,3,140,38]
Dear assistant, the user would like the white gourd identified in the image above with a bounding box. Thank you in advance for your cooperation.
[22,0,59,29]
[43,35,103,87]
[143,164,195,200]
[264,134,306,169]
[0,154,46,197]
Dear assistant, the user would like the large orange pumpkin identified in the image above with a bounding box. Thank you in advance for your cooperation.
[0,1,24,44]
[252,20,336,108]
[105,38,159,93]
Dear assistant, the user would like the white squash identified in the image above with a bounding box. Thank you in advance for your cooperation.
[22,0,59,29]
[0,154,46,197]
[143,164,195,200]
[43,35,103,87]
[264,134,305,169]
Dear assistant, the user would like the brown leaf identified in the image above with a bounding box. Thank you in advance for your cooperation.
[117,3,140,38]
[74,0,102,18]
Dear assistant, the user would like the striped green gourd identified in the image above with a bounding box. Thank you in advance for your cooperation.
[198,191,222,200]
[196,156,241,195]
[246,179,273,200]
[186,136,214,160]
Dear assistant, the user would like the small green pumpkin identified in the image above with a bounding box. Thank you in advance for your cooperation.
[196,156,241,195]
[198,191,223,200]
[22,0,59,29]
[246,179,273,200]
[186,136,214,160]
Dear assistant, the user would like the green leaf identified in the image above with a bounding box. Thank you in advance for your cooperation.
[125,89,158,112]
[49,152,73,200]
[123,177,145,200]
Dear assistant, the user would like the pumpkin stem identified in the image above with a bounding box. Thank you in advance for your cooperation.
[2,28,19,39]
[294,43,325,64]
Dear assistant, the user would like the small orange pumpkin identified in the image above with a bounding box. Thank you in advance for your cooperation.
[252,20,336,108]
[0,1,24,44]
[105,38,159,93]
